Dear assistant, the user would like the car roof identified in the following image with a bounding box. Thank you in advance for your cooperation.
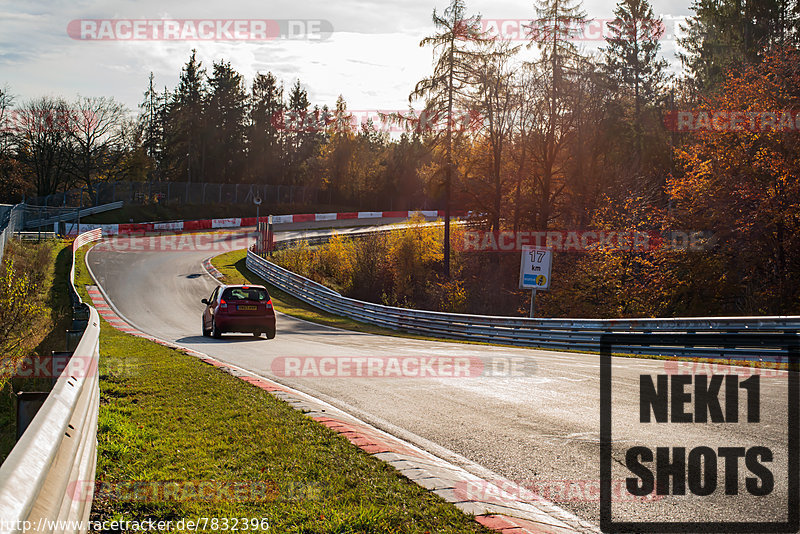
[221,284,267,290]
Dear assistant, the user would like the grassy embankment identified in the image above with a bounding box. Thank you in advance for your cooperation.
[0,239,72,462]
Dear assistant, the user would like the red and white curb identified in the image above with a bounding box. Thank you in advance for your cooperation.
[201,258,224,280]
[85,284,597,534]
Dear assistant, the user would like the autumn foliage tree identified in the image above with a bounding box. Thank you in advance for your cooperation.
[669,46,800,313]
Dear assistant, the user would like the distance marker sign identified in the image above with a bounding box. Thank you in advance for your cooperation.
[519,246,552,290]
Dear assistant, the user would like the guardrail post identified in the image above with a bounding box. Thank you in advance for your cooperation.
[49,352,73,387]
[65,330,83,352]
[73,304,89,322]
[15,392,49,441]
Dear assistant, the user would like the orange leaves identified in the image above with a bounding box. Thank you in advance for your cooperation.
[669,46,800,313]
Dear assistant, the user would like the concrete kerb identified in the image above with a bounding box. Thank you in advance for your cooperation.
[201,257,225,280]
[82,242,599,534]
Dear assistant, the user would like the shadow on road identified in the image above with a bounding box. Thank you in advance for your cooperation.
[175,335,267,344]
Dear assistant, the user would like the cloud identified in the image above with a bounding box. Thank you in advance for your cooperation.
[0,0,693,115]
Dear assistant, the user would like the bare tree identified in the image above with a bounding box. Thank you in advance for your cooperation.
[67,96,127,203]
[508,65,541,232]
[14,97,73,197]
[0,86,14,158]
[526,0,587,230]
[471,40,520,232]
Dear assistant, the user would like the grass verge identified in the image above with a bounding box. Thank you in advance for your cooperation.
[210,250,791,371]
[74,246,493,533]
[0,240,72,462]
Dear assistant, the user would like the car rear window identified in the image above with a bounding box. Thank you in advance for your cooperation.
[222,287,269,301]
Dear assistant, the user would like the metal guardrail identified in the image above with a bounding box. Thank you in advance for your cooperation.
[0,228,102,534]
[24,201,124,229]
[246,249,800,360]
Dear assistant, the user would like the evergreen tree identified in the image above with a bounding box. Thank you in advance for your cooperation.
[139,72,165,180]
[679,0,799,91]
[248,72,284,183]
[322,95,355,196]
[531,0,587,91]
[167,50,207,183]
[206,60,247,183]
[285,80,311,184]
[602,0,668,158]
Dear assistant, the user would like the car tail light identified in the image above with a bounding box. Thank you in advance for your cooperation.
[265,299,273,310]
[219,299,228,310]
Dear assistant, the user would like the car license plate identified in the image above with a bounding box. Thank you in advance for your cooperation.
[238,305,257,310]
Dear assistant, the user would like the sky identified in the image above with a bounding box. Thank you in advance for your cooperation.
[0,0,693,117]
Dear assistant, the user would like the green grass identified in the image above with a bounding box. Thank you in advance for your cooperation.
[74,246,494,533]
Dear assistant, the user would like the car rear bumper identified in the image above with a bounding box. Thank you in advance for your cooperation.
[216,315,276,333]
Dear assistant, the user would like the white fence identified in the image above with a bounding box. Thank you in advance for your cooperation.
[0,205,23,265]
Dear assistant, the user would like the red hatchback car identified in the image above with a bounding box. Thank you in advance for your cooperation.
[202,284,276,339]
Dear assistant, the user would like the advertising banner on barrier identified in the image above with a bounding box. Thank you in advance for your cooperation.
[211,218,241,228]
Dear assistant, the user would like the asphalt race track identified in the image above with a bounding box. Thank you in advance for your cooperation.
[86,222,795,529]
